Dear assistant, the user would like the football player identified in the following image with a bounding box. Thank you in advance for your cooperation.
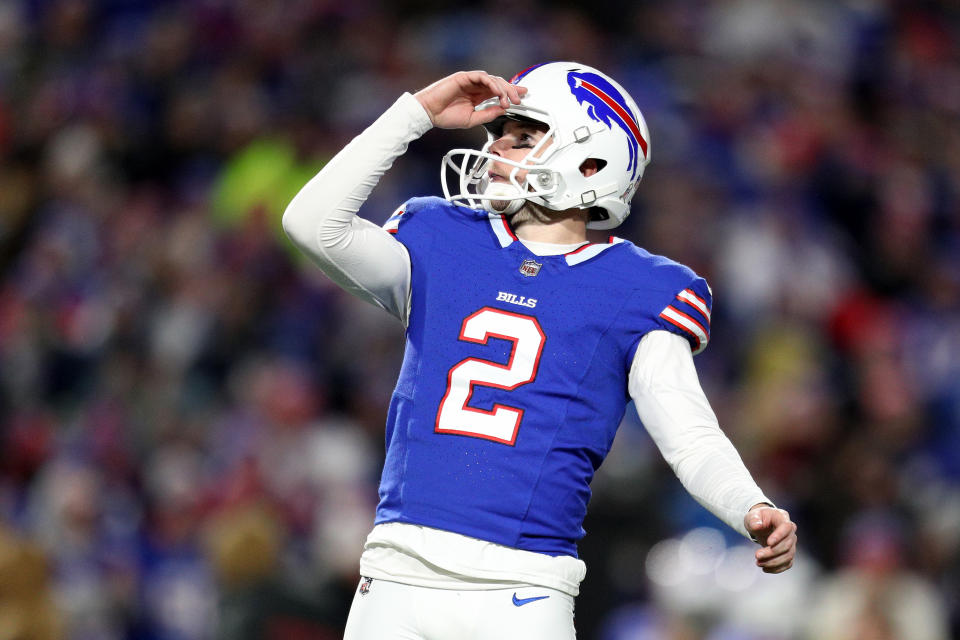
[282,63,798,639]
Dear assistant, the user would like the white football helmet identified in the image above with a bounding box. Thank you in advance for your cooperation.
[441,62,651,229]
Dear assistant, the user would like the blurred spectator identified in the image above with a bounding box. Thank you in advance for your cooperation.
[805,513,951,640]
[0,525,62,640]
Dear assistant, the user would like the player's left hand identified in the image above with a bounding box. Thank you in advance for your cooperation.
[744,504,797,574]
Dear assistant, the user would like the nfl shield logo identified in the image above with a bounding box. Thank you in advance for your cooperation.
[519,259,542,277]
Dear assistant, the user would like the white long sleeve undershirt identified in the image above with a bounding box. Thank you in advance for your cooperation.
[282,93,771,593]
[283,93,430,321]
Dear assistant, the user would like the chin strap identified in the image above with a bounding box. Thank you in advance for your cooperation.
[484,199,525,216]
[481,183,527,215]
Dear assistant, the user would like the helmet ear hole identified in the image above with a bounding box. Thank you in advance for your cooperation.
[580,158,607,177]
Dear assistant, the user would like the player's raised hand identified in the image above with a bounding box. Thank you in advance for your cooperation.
[415,71,527,130]
[744,504,797,574]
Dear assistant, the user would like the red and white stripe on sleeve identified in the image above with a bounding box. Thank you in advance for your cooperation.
[658,286,712,355]
[383,205,405,234]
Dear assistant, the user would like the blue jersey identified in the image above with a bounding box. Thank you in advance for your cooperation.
[376,197,712,557]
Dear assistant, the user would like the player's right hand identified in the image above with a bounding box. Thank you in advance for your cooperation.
[744,504,798,574]
[415,71,527,130]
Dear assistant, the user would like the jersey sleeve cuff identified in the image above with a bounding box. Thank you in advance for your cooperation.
[656,280,712,356]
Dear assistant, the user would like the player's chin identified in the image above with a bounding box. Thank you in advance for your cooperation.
[491,199,510,211]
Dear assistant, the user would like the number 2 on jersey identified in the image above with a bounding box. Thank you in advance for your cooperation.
[435,307,546,445]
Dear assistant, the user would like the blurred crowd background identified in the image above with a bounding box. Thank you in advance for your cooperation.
[1,0,958,638]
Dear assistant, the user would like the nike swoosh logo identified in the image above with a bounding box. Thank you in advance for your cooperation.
[512,593,550,607]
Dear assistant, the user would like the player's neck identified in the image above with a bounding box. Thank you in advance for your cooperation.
[509,205,589,244]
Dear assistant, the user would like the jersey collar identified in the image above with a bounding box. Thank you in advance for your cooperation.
[488,212,518,247]
[487,213,623,266]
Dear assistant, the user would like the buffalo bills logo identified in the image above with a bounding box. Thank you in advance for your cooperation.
[567,71,647,180]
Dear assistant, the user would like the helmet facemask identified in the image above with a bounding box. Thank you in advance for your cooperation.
[442,103,562,216]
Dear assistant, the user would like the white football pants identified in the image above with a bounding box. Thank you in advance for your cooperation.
[343,577,577,640]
